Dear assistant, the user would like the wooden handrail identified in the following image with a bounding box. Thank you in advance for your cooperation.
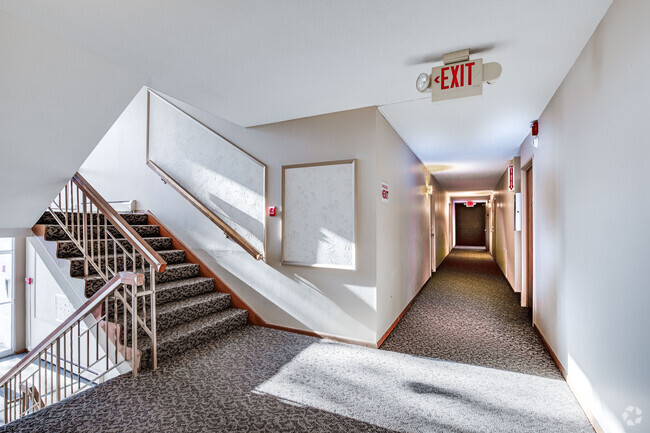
[0,272,141,387]
[72,172,167,272]
[146,161,264,260]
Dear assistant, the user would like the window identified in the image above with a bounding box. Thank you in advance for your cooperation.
[0,238,14,357]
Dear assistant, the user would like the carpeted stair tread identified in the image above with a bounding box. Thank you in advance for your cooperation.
[155,277,216,305]
[154,292,232,331]
[139,308,248,368]
[68,249,186,277]
[37,212,149,226]
[43,224,160,241]
[56,237,173,258]
[84,263,201,297]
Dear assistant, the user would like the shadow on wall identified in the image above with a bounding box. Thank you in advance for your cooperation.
[191,247,377,343]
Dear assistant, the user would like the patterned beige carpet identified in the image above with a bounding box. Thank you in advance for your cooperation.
[1,250,593,432]
[381,249,561,379]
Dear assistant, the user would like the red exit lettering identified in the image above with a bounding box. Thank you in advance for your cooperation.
[439,62,476,90]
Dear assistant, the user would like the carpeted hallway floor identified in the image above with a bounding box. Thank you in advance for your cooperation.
[0,250,593,433]
[381,249,561,379]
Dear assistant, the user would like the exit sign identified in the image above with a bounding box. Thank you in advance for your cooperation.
[431,58,483,102]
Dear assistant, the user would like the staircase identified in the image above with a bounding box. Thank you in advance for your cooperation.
[34,211,248,368]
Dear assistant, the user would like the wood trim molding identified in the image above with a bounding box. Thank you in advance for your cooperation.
[376,276,430,348]
[145,211,266,326]
[534,325,605,433]
[533,325,567,377]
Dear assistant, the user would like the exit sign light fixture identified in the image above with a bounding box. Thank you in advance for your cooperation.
[416,49,502,102]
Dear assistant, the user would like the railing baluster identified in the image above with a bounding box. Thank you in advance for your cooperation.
[63,331,67,398]
[150,269,157,370]
[55,340,60,403]
[76,186,80,242]
[131,282,138,378]
[64,183,69,232]
[77,322,81,393]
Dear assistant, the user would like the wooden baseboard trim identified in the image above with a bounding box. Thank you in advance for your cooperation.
[376,276,430,348]
[145,212,266,326]
[534,325,604,433]
[13,348,28,355]
[533,325,567,377]
[264,323,376,348]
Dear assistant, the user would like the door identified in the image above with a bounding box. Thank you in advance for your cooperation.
[525,166,534,308]
[455,203,487,247]
[0,238,14,357]
[430,190,436,272]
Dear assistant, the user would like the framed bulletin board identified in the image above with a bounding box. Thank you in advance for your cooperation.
[282,160,356,269]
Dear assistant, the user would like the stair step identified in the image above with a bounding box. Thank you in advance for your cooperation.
[108,292,231,337]
[44,224,160,242]
[139,308,248,368]
[155,277,216,305]
[68,250,186,277]
[56,237,173,259]
[84,263,201,297]
[37,212,149,226]
[155,292,231,332]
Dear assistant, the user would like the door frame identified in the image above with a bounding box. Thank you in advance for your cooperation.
[430,185,436,273]
[452,199,489,250]
[521,159,534,312]
[0,239,15,358]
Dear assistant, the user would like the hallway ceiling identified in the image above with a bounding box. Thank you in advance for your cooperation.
[0,0,611,191]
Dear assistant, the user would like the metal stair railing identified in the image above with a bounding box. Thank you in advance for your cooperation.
[1,272,145,425]
[47,172,167,370]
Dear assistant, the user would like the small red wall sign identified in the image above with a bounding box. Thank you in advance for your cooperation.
[508,165,515,191]
[381,182,389,203]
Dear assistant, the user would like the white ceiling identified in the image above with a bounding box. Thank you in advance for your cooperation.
[0,0,612,192]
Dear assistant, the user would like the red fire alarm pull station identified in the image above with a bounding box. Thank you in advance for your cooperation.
[25,277,33,285]
[531,120,539,136]
[268,206,276,217]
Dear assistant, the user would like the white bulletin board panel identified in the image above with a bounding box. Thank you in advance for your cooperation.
[282,160,356,269]
[147,90,266,255]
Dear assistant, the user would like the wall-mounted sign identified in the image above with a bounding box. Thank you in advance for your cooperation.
[381,182,390,203]
[431,59,483,102]
[466,201,475,207]
[508,164,515,191]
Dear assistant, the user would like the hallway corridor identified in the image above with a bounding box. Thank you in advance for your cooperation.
[382,249,560,378]
[1,249,595,433]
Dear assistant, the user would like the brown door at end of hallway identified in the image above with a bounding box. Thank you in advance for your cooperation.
[455,203,486,247]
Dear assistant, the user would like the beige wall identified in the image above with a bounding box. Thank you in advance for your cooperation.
[493,157,522,292]
[82,88,432,345]
[375,111,431,340]
[82,88,379,344]
[431,175,451,268]
[519,0,649,430]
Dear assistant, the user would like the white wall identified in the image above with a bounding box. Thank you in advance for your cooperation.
[0,11,145,232]
[493,157,522,292]
[520,0,649,430]
[81,88,381,345]
[375,111,431,340]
